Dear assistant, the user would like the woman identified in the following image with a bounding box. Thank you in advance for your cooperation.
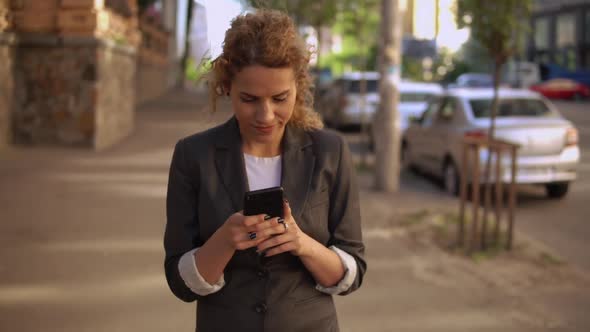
[164,9,366,332]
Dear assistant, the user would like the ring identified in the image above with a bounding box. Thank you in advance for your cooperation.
[283,223,289,231]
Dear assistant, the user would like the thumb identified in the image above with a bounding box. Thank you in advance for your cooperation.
[283,199,292,217]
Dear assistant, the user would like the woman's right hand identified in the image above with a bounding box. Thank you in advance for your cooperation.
[221,212,282,251]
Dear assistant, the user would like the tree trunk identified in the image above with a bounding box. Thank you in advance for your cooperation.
[480,61,503,250]
[374,0,401,192]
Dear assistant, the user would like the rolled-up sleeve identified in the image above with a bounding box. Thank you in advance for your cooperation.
[326,134,366,295]
[315,246,358,294]
[178,248,226,296]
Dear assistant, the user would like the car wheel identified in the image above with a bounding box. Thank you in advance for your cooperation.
[443,160,460,196]
[545,182,569,199]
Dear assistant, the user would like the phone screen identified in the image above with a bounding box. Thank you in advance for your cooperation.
[243,186,284,218]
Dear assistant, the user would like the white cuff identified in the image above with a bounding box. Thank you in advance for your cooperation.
[178,248,225,296]
[315,246,358,295]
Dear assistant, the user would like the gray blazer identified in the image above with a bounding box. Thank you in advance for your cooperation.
[164,117,366,332]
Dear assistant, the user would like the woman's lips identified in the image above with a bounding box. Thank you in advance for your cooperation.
[254,125,274,135]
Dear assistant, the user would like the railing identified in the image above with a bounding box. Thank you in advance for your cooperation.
[457,137,520,253]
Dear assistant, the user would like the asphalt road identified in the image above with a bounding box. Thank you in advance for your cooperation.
[516,101,590,271]
[344,100,590,271]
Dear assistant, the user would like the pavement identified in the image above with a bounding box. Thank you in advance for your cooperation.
[1,88,589,332]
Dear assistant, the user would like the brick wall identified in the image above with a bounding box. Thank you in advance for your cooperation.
[13,36,136,149]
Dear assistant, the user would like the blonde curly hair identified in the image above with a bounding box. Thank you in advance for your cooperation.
[207,9,323,130]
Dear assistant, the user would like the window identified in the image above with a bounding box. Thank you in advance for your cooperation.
[469,98,555,118]
[437,98,457,121]
[348,79,379,93]
[534,17,551,50]
[557,13,576,48]
[420,99,441,127]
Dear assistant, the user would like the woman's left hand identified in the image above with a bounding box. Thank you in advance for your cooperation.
[256,200,313,257]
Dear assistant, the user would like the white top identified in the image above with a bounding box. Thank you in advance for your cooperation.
[243,153,282,191]
[178,153,357,296]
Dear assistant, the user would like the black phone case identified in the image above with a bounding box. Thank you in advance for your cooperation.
[243,186,284,218]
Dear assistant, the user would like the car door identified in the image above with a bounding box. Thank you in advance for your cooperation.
[410,98,441,170]
[420,97,459,175]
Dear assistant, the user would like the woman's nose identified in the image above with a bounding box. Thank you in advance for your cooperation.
[256,100,274,123]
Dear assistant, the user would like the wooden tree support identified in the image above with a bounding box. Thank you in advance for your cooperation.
[458,137,520,253]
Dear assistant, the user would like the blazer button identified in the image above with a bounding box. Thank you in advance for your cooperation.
[255,302,267,314]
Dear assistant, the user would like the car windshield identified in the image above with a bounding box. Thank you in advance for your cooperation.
[348,79,379,93]
[469,98,555,118]
[400,93,436,102]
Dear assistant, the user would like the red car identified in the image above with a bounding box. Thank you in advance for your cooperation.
[529,78,590,100]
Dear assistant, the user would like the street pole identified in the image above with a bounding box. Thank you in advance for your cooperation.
[374,0,401,192]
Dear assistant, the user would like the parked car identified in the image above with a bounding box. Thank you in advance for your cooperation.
[449,73,494,88]
[402,88,580,199]
[317,71,443,131]
[529,78,590,100]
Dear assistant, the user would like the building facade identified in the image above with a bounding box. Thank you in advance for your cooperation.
[528,0,590,72]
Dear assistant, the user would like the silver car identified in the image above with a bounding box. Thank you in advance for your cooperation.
[402,88,580,199]
[317,72,443,131]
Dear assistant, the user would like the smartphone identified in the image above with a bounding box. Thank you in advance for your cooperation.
[243,186,284,218]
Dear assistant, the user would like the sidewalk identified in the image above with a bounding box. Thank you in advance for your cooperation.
[0,89,589,331]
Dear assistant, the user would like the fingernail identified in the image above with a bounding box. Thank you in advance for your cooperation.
[249,232,257,240]
[278,217,285,224]
[264,215,272,221]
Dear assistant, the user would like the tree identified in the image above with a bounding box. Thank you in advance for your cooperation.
[456,0,531,143]
[374,0,402,192]
[455,0,531,249]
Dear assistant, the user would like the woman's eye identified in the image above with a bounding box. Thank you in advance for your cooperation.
[273,97,287,102]
[240,97,256,103]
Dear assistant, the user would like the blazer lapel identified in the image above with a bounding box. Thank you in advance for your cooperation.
[214,117,248,212]
[281,124,315,220]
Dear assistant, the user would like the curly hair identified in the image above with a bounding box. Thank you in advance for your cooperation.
[207,9,323,130]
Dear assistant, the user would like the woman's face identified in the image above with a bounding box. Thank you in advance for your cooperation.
[229,65,297,153]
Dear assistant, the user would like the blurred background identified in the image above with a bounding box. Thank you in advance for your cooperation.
[1,1,590,331]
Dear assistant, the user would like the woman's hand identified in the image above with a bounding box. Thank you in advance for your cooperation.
[220,211,289,251]
[256,200,314,257]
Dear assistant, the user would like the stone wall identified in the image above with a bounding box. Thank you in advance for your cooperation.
[0,33,15,149]
[12,36,136,150]
[95,40,136,150]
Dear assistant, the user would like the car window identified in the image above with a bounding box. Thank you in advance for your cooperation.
[469,98,556,118]
[399,93,436,102]
[420,99,441,126]
[435,97,457,122]
[348,79,379,93]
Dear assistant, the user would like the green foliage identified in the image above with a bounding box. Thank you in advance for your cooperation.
[245,0,338,27]
[185,57,211,83]
[455,0,531,66]
[244,0,380,73]
[402,57,424,81]
[337,0,380,71]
